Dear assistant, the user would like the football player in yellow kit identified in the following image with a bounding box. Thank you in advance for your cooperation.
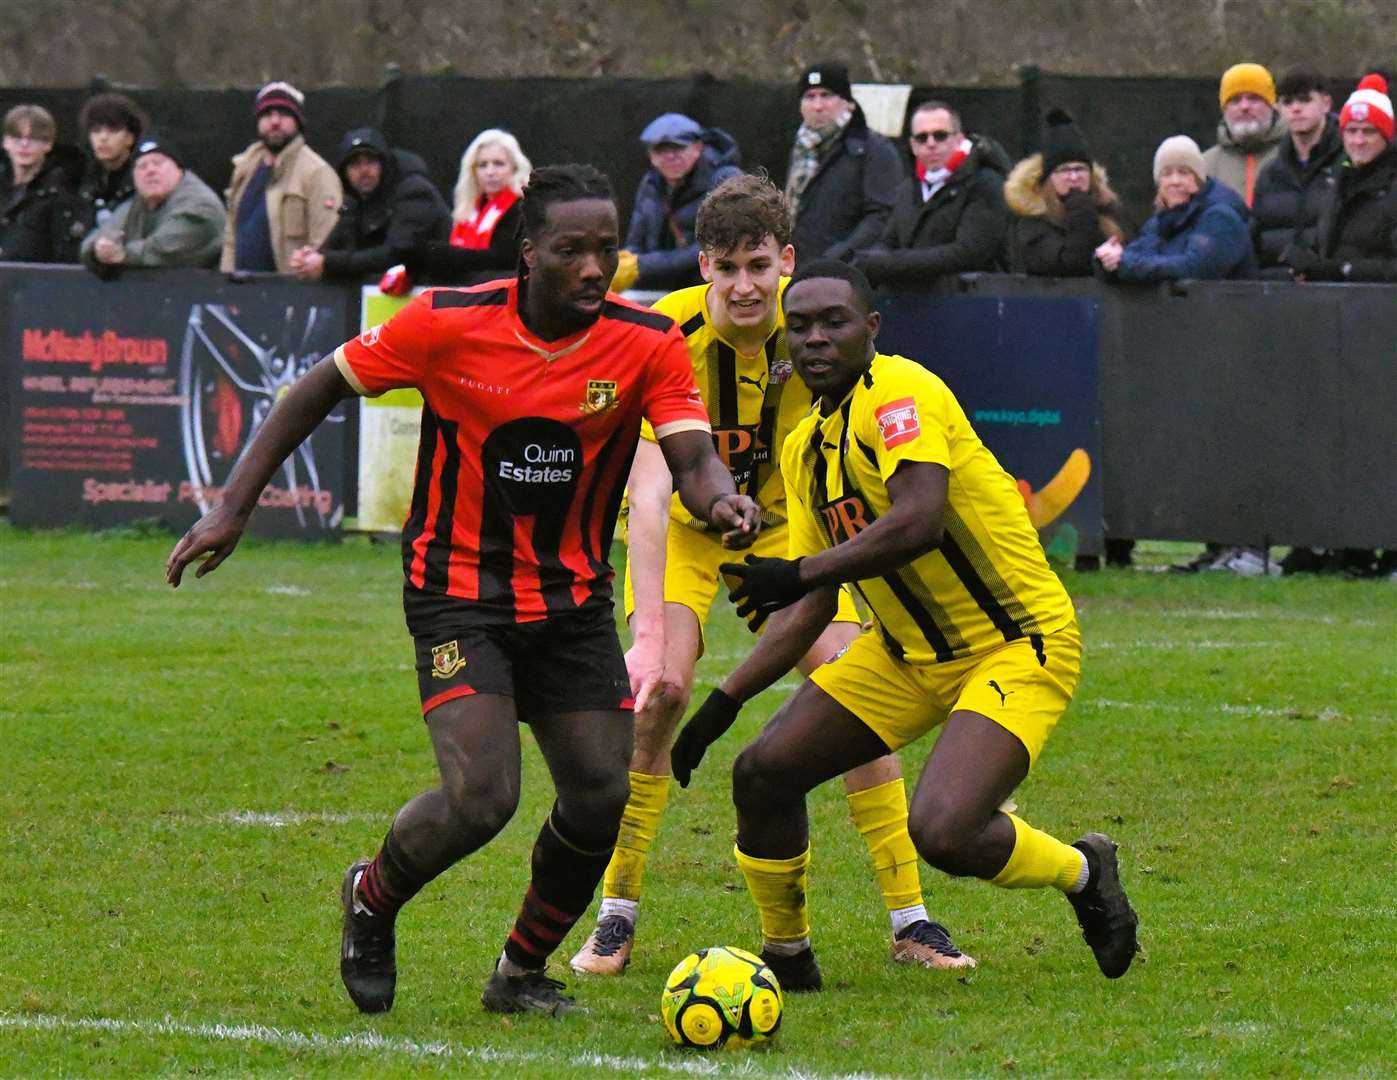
[571,176,973,981]
[673,259,1139,990]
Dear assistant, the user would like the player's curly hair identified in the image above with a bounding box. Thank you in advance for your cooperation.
[518,163,615,241]
[695,171,791,256]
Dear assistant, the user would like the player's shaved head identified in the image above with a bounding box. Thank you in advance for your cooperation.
[519,164,615,241]
[696,171,791,256]
[787,258,876,314]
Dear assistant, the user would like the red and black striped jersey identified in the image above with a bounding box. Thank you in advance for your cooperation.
[334,278,710,628]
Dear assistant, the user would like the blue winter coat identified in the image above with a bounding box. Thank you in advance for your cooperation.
[1116,178,1256,281]
[625,127,741,290]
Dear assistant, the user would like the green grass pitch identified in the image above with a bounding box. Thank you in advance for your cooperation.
[2,525,1393,1077]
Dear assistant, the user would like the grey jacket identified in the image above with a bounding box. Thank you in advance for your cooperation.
[82,169,225,269]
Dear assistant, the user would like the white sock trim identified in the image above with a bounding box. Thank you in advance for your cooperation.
[1067,850,1090,894]
[890,903,928,936]
[597,897,638,923]
[496,951,539,977]
[761,937,811,957]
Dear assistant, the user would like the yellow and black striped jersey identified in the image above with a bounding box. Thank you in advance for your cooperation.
[782,352,1075,663]
[640,279,813,528]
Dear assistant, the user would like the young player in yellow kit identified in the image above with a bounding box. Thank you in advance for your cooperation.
[673,260,1139,989]
[571,176,973,980]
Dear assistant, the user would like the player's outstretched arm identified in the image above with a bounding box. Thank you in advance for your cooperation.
[670,586,837,787]
[801,460,948,588]
[165,356,356,587]
[623,437,674,713]
[657,429,761,548]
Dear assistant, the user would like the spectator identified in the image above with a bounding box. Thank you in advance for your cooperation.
[290,127,448,283]
[221,81,340,273]
[1004,107,1133,277]
[1279,73,1397,579]
[1095,135,1256,282]
[1282,74,1396,283]
[76,92,147,230]
[80,133,224,273]
[785,61,903,263]
[0,104,81,263]
[852,98,1011,287]
[405,128,532,285]
[613,112,740,292]
[1253,66,1343,274]
[1203,63,1288,208]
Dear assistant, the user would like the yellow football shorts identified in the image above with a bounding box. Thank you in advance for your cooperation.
[623,520,860,649]
[809,618,1082,767]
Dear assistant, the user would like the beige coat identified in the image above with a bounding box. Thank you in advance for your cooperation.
[221,134,342,271]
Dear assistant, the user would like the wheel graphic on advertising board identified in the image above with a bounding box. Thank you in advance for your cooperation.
[178,302,344,530]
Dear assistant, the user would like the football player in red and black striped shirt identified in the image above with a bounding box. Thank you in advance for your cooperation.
[166,164,760,1017]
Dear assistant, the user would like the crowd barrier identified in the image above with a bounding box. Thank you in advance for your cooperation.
[3,265,1394,552]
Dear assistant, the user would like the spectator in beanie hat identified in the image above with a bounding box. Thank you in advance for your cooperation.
[1282,74,1396,283]
[81,131,225,272]
[785,59,902,262]
[1202,62,1287,208]
[221,79,340,273]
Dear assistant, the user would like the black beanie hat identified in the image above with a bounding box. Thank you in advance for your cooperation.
[799,61,853,102]
[133,131,183,169]
[1041,107,1092,175]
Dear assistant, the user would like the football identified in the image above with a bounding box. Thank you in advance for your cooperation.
[659,945,783,1050]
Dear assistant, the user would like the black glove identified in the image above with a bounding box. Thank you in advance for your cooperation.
[670,689,742,788]
[721,555,809,630]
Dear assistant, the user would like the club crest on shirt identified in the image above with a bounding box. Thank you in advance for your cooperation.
[580,379,619,415]
[431,640,466,679]
[875,397,921,449]
[768,357,793,384]
[359,324,382,348]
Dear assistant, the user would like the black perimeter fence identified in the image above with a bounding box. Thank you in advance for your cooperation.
[0,69,1367,227]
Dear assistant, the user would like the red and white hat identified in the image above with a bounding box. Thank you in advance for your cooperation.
[1339,74,1393,143]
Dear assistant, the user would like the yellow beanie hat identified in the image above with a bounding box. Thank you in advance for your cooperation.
[1219,63,1276,109]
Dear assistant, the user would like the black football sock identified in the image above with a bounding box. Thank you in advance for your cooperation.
[355,828,431,919]
[502,805,615,970]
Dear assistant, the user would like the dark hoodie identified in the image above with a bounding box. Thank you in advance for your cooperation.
[319,127,449,281]
[0,144,84,263]
[854,134,1012,286]
[624,126,741,290]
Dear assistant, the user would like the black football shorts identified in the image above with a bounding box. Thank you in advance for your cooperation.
[412,603,632,719]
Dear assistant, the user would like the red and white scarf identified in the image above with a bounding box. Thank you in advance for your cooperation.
[917,137,974,200]
[449,188,519,250]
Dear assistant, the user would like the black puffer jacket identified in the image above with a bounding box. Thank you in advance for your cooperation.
[855,134,1012,286]
[0,151,83,263]
[320,127,450,281]
[1251,117,1344,271]
[77,155,137,231]
[790,105,904,262]
[1304,142,1397,282]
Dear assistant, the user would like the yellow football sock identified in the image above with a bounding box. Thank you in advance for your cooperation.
[734,844,811,944]
[847,779,925,912]
[600,771,670,902]
[990,813,1085,891]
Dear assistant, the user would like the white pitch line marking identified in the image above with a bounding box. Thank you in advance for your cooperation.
[0,1012,891,1080]
[1089,639,1285,652]
[179,811,386,829]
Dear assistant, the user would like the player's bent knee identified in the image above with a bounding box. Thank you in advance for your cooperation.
[908,806,981,877]
[443,777,518,843]
[732,743,800,818]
